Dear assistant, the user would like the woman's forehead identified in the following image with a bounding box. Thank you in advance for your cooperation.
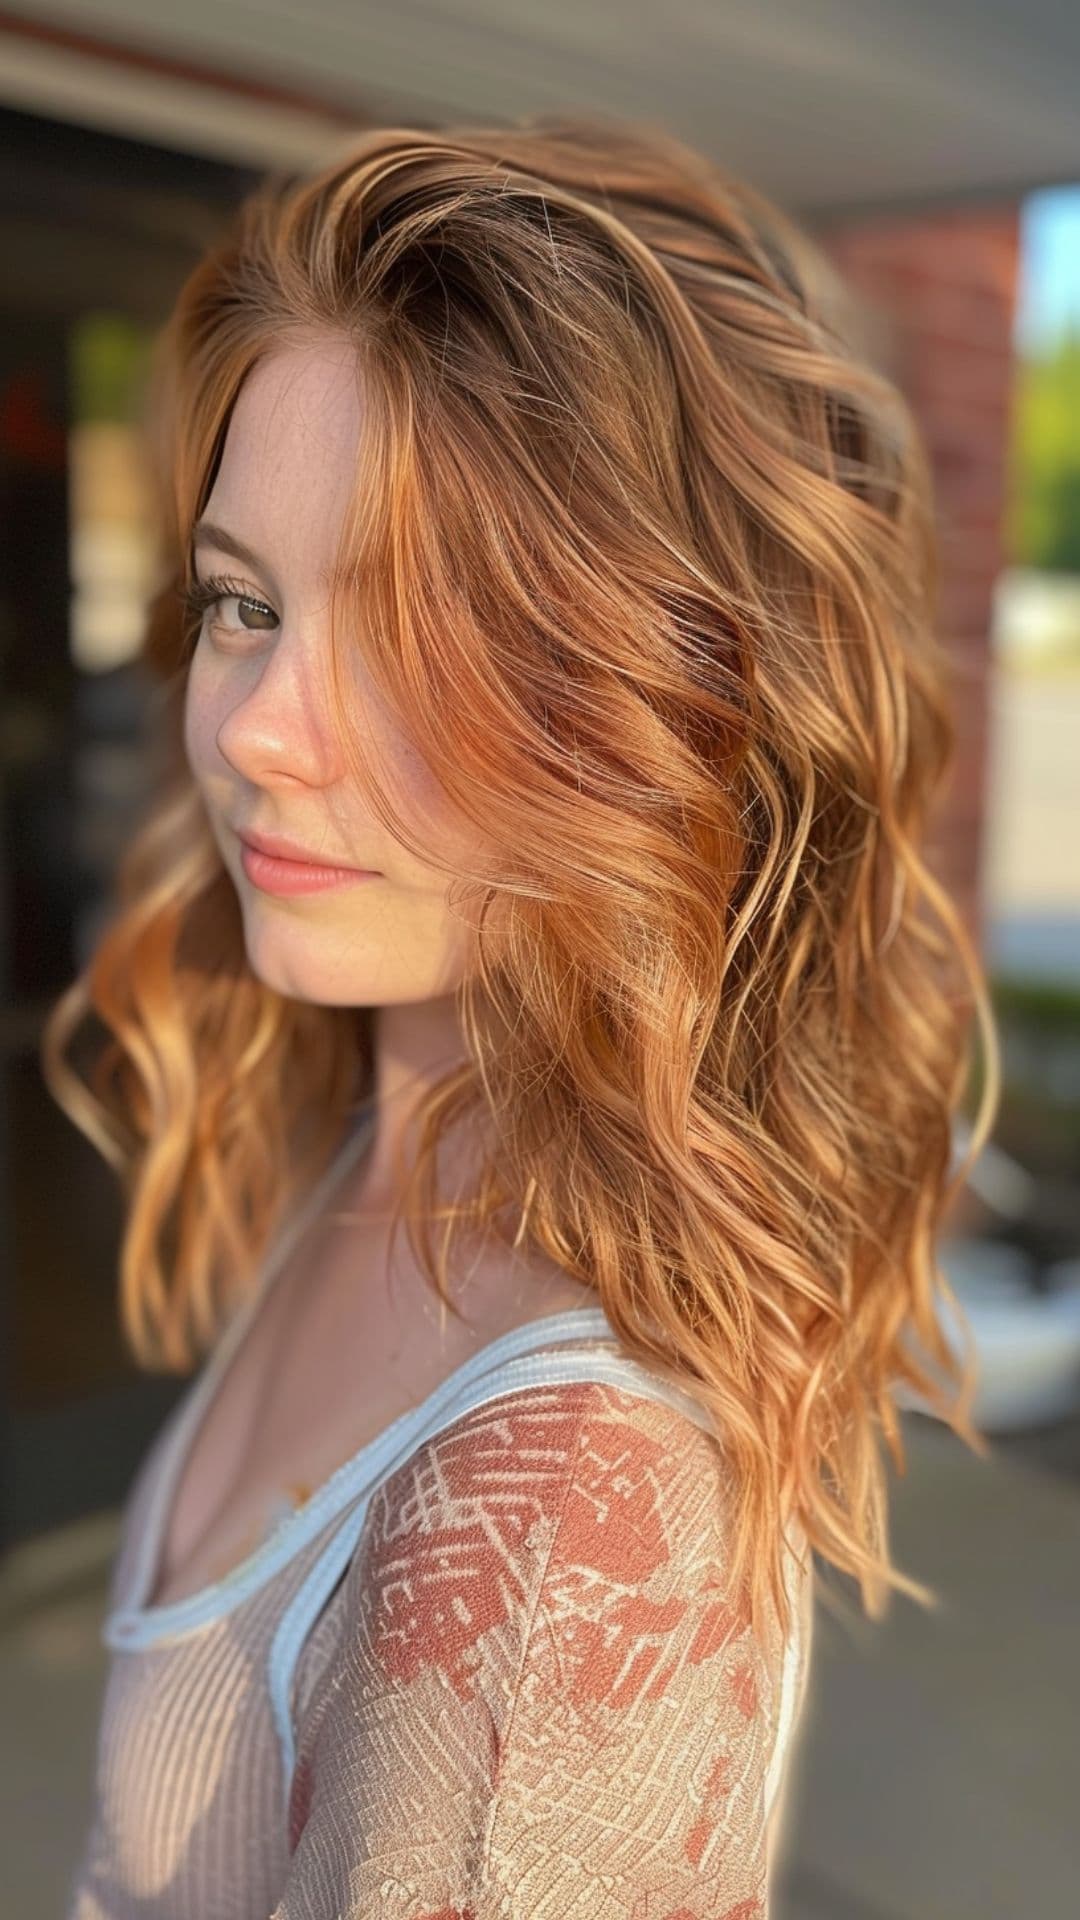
[218,342,363,480]
[203,343,366,587]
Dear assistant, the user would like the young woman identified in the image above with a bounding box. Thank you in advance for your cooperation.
[47,111,998,1918]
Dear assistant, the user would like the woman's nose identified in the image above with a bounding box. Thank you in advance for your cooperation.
[214,636,348,792]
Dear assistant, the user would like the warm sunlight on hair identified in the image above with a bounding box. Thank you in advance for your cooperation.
[41,111,1000,1656]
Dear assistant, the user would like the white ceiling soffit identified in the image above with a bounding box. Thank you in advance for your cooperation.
[1,0,1078,219]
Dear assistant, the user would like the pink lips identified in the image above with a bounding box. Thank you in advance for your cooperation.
[238,833,380,897]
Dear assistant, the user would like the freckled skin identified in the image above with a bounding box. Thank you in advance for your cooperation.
[183,337,478,1016]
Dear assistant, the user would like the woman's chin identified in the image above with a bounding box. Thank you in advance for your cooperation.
[237,912,368,1006]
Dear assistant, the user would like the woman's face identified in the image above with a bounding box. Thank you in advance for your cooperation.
[183,338,476,1009]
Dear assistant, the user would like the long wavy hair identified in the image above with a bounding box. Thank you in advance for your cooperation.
[42,111,1000,1652]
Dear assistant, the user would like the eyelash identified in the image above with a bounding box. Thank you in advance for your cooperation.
[179,571,279,642]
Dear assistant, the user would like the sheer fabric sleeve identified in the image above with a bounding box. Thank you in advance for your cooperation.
[272,1378,792,1920]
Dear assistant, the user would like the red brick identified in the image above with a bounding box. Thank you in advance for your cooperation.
[816,201,1022,916]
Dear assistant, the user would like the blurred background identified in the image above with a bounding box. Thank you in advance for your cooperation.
[0,4,1077,1915]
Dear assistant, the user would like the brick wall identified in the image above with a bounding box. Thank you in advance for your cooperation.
[816,206,1023,951]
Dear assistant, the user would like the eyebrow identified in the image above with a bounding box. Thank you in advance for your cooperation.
[191,520,341,594]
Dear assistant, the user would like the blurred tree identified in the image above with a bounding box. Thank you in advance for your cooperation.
[1007,326,1080,572]
[69,311,152,426]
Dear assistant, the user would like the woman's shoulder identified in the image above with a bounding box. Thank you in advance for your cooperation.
[350,1375,788,1684]
[282,1377,804,1916]
[368,1372,740,1566]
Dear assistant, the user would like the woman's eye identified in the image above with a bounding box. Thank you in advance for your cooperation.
[183,573,281,644]
[213,593,279,634]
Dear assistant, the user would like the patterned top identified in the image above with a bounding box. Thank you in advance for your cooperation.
[66,1122,815,1920]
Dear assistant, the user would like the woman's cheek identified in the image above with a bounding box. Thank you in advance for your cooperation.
[182,655,219,787]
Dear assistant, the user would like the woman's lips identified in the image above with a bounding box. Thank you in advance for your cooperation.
[238,840,381,896]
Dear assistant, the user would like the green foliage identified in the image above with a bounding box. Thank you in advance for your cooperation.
[1006,326,1080,572]
[69,312,153,426]
[991,972,1080,1031]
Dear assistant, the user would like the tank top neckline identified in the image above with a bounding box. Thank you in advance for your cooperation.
[106,1105,615,1643]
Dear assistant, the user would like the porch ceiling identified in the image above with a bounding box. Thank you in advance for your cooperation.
[1,0,1076,218]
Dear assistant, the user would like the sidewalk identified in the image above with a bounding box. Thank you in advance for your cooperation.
[771,1410,1080,1918]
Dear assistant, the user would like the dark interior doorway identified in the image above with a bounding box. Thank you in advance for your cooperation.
[0,104,255,1548]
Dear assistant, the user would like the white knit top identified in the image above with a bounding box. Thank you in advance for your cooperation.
[67,1116,814,1918]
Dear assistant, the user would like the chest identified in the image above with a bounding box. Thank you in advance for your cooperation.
[150,1197,587,1609]
[69,1525,354,1920]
